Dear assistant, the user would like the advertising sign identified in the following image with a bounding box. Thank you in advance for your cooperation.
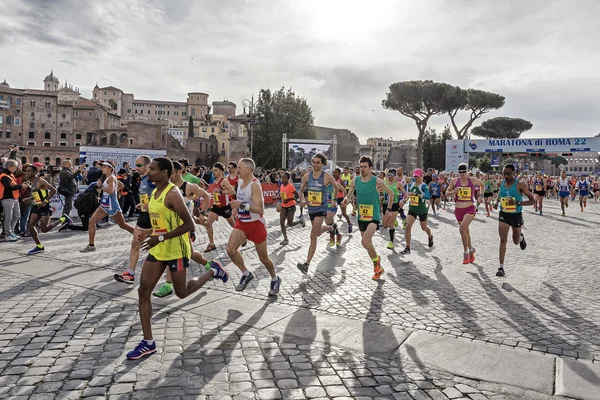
[465,137,600,153]
[445,140,467,173]
[288,143,333,171]
[79,147,166,169]
[491,155,500,167]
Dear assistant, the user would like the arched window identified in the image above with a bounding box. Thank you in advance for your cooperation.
[60,133,67,140]
[579,167,583,172]
[110,134,118,145]
[21,156,27,164]
[45,132,51,139]
[584,166,588,172]
[55,157,61,166]
[45,157,50,164]
[33,157,39,163]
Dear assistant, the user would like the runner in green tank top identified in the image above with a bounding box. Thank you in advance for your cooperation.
[342,155,393,280]
[382,168,409,250]
[401,168,434,255]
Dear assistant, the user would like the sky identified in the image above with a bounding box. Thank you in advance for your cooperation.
[2,0,599,142]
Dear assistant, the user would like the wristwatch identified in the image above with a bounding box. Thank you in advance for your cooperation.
[158,235,165,242]
[200,210,208,216]
[241,202,250,211]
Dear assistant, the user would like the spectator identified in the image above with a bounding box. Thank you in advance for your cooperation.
[117,169,136,219]
[87,161,103,185]
[58,160,83,218]
[1,159,28,241]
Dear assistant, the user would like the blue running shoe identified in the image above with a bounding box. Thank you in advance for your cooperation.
[126,340,157,360]
[269,276,282,296]
[210,260,229,283]
[28,246,45,255]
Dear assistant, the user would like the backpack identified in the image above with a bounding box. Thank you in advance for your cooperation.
[74,191,99,215]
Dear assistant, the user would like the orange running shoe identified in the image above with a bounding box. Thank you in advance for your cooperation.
[372,257,384,280]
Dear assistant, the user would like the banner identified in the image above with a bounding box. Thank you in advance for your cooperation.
[465,137,600,153]
[262,183,279,205]
[491,154,500,167]
[49,185,89,218]
[288,143,333,172]
[79,146,166,170]
[445,140,467,173]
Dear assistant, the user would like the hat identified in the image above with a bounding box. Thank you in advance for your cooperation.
[387,168,396,175]
[101,162,114,169]
[432,173,438,178]
[32,162,45,168]
[413,168,423,177]
[458,163,468,172]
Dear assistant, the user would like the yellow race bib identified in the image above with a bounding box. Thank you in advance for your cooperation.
[32,191,43,205]
[307,191,322,207]
[358,204,374,221]
[280,192,288,200]
[535,185,542,191]
[150,212,168,235]
[457,187,471,201]
[212,192,221,206]
[140,193,149,212]
[501,197,517,213]
[409,195,419,206]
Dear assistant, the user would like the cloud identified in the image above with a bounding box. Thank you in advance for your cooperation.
[1,0,599,142]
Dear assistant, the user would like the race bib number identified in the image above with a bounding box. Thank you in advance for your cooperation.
[358,204,374,221]
[409,195,419,207]
[308,191,322,207]
[457,187,471,201]
[150,212,168,234]
[535,185,542,191]
[212,192,221,206]
[501,197,517,213]
[100,196,111,209]
[280,192,288,201]
[140,193,149,212]
[32,191,43,205]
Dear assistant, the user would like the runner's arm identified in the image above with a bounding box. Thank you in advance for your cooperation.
[163,188,195,239]
[342,179,356,206]
[517,182,535,207]
[190,185,211,214]
[220,179,236,196]
[420,184,431,200]
[299,174,308,203]
[445,178,457,196]
[398,182,409,199]
[248,181,265,214]
[39,178,57,201]
[376,178,394,200]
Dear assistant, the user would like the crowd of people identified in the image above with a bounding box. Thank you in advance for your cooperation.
[1,145,597,360]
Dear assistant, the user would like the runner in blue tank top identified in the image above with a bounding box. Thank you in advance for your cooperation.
[297,153,339,275]
[492,164,535,277]
[576,175,590,212]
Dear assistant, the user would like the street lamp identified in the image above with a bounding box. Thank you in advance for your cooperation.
[242,95,261,159]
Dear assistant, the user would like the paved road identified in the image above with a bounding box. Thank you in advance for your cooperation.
[1,198,599,399]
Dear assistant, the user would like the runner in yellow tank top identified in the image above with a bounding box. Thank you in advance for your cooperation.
[127,157,230,361]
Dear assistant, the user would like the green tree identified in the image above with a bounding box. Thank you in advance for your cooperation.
[421,125,454,171]
[442,89,505,140]
[252,87,316,169]
[382,80,455,168]
[551,156,568,168]
[188,116,194,138]
[471,117,533,139]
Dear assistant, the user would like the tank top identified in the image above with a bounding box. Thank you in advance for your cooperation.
[236,177,265,224]
[340,173,352,189]
[408,182,428,214]
[534,179,544,192]
[454,177,475,204]
[558,178,570,193]
[483,180,493,194]
[208,178,229,208]
[100,177,118,209]
[138,174,155,212]
[227,174,239,200]
[31,178,49,206]
[578,180,589,192]
[335,179,345,199]
[148,182,191,261]
[279,183,297,208]
[307,171,329,213]
[429,182,440,197]
[383,179,399,204]
[499,179,523,214]
[355,176,381,222]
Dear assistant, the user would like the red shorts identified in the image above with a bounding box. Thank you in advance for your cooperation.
[455,205,476,222]
[234,219,268,244]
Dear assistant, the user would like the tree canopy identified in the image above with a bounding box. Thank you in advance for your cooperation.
[471,117,533,139]
[252,87,315,169]
[551,156,568,168]
[382,80,456,168]
[442,89,505,140]
[188,115,194,138]
[422,125,453,171]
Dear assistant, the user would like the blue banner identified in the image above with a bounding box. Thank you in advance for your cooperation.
[491,155,499,167]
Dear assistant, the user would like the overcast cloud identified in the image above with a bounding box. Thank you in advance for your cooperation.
[2,0,599,141]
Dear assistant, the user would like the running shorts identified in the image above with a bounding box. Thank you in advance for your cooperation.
[234,219,268,244]
[358,220,380,232]
[31,204,52,216]
[455,205,476,222]
[211,205,233,219]
[499,211,523,228]
[408,209,427,222]
[382,202,400,214]
[146,253,190,272]
[309,211,327,221]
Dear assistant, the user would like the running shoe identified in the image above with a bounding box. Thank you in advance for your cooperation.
[400,247,411,255]
[470,248,476,263]
[126,340,157,360]
[486,212,490,217]
[114,271,135,285]
[280,239,289,246]
[297,262,309,274]
[62,214,74,226]
[402,219,407,230]
[79,245,96,252]
[462,254,470,265]
[539,210,542,216]
[329,237,335,247]
[204,244,217,252]
[336,233,342,246]
[153,283,173,298]
[242,240,248,247]
[300,218,306,228]
[268,276,282,296]
[387,241,394,250]
[6,233,18,242]
[210,261,229,283]
[236,272,255,291]
[372,259,384,280]
[562,212,565,216]
[496,267,506,277]
[428,235,434,248]
[28,246,45,255]
[394,220,399,227]
[519,234,527,250]
[347,223,353,233]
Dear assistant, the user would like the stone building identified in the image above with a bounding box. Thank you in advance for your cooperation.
[212,101,236,118]
[314,126,361,167]
[563,151,599,175]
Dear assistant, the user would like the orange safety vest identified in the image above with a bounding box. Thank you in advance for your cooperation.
[117,174,128,196]
[0,173,20,199]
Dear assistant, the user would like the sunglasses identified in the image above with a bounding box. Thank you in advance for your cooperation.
[458,170,467,174]
[135,164,146,168]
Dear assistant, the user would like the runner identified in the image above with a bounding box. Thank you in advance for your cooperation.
[24,164,73,254]
[440,172,449,210]
[114,156,154,284]
[492,163,535,277]
[80,162,135,252]
[126,157,229,360]
[576,175,590,212]
[445,163,484,264]
[396,168,408,228]
[352,166,360,216]
[341,155,393,279]
[557,171,570,216]
[482,175,497,217]
[337,167,353,232]
[593,177,599,201]
[428,174,441,216]
[227,158,281,295]
[153,161,218,298]
[401,168,434,255]
[204,162,236,252]
[381,168,408,250]
[532,172,547,216]
[277,171,304,246]
[227,161,239,218]
[473,169,483,213]
[296,153,339,274]
[326,169,346,247]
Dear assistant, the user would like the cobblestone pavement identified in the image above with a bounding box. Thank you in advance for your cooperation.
[1,198,598,399]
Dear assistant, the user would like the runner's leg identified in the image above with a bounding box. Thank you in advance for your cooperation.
[138,259,167,340]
